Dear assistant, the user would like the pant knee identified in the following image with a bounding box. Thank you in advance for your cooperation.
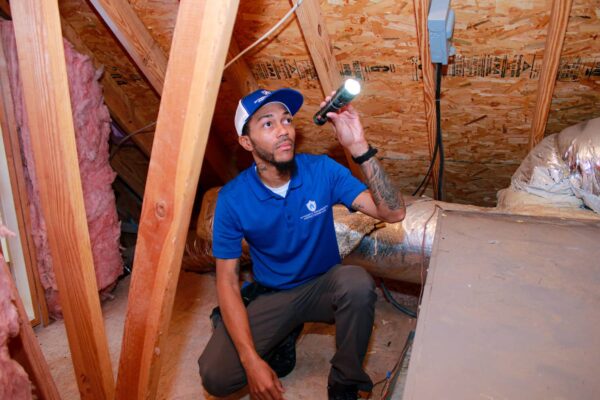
[335,265,376,307]
[198,355,236,397]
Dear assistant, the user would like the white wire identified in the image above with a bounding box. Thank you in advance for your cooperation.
[224,0,304,70]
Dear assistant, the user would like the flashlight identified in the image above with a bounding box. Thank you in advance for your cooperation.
[313,78,361,125]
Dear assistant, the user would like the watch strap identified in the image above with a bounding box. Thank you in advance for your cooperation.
[352,145,378,164]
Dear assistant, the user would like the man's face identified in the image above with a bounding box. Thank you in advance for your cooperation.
[241,102,296,170]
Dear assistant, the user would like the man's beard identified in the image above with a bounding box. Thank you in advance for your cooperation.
[251,138,296,173]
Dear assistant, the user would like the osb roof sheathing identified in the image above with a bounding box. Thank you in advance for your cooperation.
[62,0,600,207]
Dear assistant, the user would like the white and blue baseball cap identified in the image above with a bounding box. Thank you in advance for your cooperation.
[234,88,304,136]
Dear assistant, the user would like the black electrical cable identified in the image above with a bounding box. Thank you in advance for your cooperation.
[380,281,417,319]
[434,63,444,201]
[411,135,438,196]
[109,121,156,160]
[411,63,444,200]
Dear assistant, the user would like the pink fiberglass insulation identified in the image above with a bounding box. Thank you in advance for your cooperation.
[0,243,32,400]
[0,21,123,319]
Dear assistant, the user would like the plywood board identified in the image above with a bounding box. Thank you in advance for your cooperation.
[403,210,600,399]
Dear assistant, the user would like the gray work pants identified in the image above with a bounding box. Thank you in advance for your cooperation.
[198,264,376,397]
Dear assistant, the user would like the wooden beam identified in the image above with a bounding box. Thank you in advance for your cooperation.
[10,1,115,399]
[0,29,50,326]
[88,0,167,94]
[292,0,364,179]
[115,1,239,399]
[529,0,573,149]
[413,0,440,198]
[89,0,237,183]
[2,257,60,400]
[225,39,259,93]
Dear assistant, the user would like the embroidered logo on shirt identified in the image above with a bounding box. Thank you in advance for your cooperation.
[301,200,328,221]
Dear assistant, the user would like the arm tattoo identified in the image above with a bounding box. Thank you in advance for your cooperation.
[360,157,404,211]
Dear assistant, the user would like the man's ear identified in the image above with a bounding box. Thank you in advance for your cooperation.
[238,135,253,152]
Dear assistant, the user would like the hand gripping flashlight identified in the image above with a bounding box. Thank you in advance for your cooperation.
[313,78,361,125]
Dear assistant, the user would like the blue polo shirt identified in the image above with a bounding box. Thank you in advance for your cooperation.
[212,153,366,289]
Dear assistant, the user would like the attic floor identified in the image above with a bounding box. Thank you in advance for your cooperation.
[34,271,416,399]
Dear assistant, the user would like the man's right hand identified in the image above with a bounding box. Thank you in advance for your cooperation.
[244,356,285,400]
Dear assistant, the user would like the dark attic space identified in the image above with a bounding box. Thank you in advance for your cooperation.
[0,0,599,400]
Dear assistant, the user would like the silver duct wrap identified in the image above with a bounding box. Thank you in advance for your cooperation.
[504,117,600,213]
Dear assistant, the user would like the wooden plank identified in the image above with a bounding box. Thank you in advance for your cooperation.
[529,0,573,149]
[404,211,600,398]
[10,1,115,399]
[225,38,259,93]
[88,0,167,94]
[0,29,49,326]
[115,1,239,399]
[2,257,61,400]
[293,0,363,179]
[413,0,439,199]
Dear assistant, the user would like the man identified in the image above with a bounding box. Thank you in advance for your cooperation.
[198,87,406,400]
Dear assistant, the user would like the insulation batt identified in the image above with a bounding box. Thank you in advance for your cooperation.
[0,225,32,400]
[0,21,122,318]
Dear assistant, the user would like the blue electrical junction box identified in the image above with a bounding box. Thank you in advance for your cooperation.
[427,0,456,65]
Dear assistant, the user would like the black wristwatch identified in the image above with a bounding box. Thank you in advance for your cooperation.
[352,145,378,164]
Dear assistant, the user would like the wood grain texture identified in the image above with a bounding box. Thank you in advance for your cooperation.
[293,0,363,179]
[225,39,260,94]
[413,0,439,198]
[2,258,60,400]
[89,0,168,94]
[115,1,239,399]
[0,33,49,326]
[529,0,574,149]
[10,0,115,399]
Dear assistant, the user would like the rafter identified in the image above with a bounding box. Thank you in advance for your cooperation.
[293,0,363,179]
[529,0,573,149]
[413,0,440,199]
[115,1,239,399]
[225,39,259,94]
[11,0,114,398]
